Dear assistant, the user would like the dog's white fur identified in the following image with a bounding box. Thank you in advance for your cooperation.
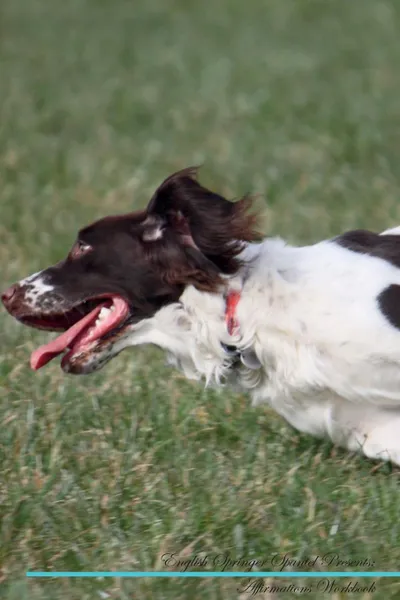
[119,230,400,466]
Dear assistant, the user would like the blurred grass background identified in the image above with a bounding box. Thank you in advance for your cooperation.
[2,0,400,598]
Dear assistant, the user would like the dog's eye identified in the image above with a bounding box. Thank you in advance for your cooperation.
[70,240,92,259]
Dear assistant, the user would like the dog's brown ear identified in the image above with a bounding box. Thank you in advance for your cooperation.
[140,215,165,242]
[146,166,200,215]
[141,209,198,249]
[145,167,259,275]
[143,168,202,249]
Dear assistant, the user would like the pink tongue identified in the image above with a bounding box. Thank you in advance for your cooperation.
[30,304,105,371]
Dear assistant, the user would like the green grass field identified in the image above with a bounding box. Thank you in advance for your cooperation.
[2,0,400,598]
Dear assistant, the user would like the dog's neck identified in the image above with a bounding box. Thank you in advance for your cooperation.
[125,282,241,383]
[124,245,263,388]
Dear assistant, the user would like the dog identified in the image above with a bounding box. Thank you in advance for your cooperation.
[4,167,400,466]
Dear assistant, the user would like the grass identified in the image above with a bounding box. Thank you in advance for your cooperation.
[2,0,400,597]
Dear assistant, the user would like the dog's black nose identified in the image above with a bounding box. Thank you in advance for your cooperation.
[1,284,18,307]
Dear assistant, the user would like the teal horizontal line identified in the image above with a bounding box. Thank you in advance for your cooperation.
[26,571,400,578]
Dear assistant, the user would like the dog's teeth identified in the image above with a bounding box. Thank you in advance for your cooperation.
[98,307,111,321]
[110,306,116,312]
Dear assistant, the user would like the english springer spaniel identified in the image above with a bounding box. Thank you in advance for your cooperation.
[3,168,400,466]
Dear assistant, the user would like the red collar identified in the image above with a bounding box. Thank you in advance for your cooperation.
[225,290,241,336]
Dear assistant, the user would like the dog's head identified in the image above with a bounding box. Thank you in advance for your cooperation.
[2,168,258,374]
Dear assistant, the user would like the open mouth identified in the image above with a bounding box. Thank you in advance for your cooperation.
[24,295,130,370]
